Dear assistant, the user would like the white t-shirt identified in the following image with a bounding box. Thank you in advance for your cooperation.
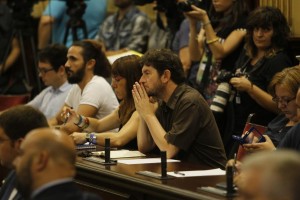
[65,76,119,119]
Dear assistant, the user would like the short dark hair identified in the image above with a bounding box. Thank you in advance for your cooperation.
[72,39,111,78]
[140,49,185,84]
[0,105,49,140]
[38,44,68,71]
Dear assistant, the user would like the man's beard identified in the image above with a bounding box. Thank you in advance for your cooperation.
[16,158,33,199]
[145,83,164,99]
[66,66,85,84]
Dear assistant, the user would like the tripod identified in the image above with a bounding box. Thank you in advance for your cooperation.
[1,27,42,94]
[63,17,88,45]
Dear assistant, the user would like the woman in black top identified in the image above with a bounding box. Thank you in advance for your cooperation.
[227,7,297,156]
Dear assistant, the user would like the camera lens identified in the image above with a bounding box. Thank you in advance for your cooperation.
[177,1,193,12]
[210,82,231,113]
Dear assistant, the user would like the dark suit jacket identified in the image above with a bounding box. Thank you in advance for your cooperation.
[31,181,102,200]
[0,170,23,200]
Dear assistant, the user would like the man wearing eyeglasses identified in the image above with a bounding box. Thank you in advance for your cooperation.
[27,44,72,119]
[0,105,49,200]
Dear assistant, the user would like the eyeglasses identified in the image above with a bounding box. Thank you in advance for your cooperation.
[37,67,54,74]
[272,96,295,106]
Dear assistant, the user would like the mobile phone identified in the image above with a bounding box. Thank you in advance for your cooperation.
[232,126,266,145]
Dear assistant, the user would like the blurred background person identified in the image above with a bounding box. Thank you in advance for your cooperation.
[0,0,22,94]
[95,0,151,56]
[236,150,300,200]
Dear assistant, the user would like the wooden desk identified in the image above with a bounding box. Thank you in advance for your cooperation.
[75,158,232,200]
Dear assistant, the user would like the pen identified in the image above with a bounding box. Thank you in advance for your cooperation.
[174,171,185,176]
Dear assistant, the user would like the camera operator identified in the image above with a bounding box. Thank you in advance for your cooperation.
[38,0,107,49]
[184,0,249,105]
[0,0,20,75]
[0,0,22,94]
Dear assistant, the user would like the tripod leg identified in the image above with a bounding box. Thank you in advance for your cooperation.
[72,27,78,42]
[17,30,31,92]
[64,25,70,45]
[29,35,42,92]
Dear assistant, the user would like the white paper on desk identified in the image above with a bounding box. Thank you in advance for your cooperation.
[91,150,146,159]
[167,168,226,177]
[118,158,180,165]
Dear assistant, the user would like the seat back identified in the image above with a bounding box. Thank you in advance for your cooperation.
[236,122,267,160]
[0,94,30,111]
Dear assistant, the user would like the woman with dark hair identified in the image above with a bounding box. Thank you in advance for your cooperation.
[185,0,249,104]
[70,55,142,149]
[226,7,297,156]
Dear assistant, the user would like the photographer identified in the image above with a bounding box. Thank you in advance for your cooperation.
[184,0,249,105]
[38,0,107,49]
[226,7,297,157]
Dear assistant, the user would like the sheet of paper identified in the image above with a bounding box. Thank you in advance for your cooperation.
[167,168,226,177]
[91,150,146,159]
[118,158,180,165]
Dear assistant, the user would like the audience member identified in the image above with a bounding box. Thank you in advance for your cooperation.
[243,81,300,152]
[0,105,49,200]
[95,0,151,56]
[27,44,72,119]
[38,0,107,49]
[132,49,227,168]
[185,0,249,104]
[70,55,142,149]
[235,150,300,200]
[233,67,300,159]
[13,128,102,200]
[226,7,296,157]
[49,40,119,134]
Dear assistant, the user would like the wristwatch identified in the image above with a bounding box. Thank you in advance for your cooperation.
[86,133,97,144]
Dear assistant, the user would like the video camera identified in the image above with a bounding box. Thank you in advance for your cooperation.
[65,0,87,21]
[6,0,37,30]
[177,0,208,12]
